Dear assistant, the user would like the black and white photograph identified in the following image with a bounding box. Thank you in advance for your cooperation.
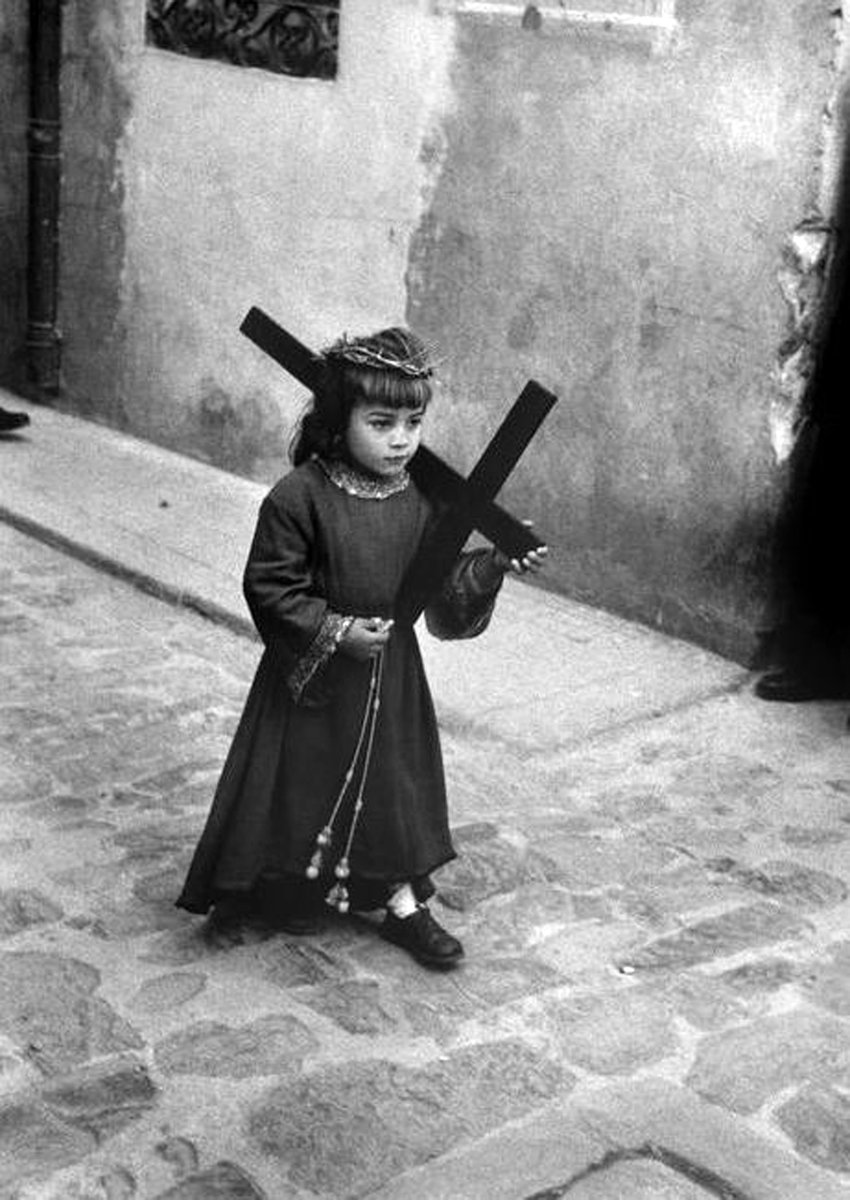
[2,2,850,1196]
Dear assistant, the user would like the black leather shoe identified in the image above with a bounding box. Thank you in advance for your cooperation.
[0,409,30,433]
[754,669,850,702]
[381,905,464,969]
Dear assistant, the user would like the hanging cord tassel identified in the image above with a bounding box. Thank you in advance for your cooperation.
[305,653,379,880]
[306,649,385,912]
[327,650,385,913]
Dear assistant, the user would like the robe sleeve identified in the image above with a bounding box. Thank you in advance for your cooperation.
[243,485,353,702]
[423,548,503,641]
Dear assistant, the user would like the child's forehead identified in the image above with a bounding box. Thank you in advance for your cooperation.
[354,401,425,416]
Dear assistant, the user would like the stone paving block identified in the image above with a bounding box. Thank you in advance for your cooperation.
[650,971,764,1032]
[97,904,189,939]
[296,979,403,1036]
[530,914,649,983]
[367,1100,609,1200]
[615,863,739,930]
[154,1132,200,1173]
[542,988,677,1075]
[0,1100,95,1188]
[578,1079,850,1200]
[132,760,222,797]
[586,782,671,823]
[130,971,208,1012]
[801,959,850,1017]
[448,954,568,1009]
[776,1085,850,1174]
[154,1161,268,1198]
[522,829,680,891]
[440,882,595,954]
[0,608,32,635]
[0,755,54,806]
[436,823,566,911]
[249,1040,573,1196]
[705,857,849,910]
[640,813,750,859]
[0,952,143,1075]
[0,704,68,740]
[0,889,63,936]
[349,943,568,1042]
[0,1042,41,1101]
[40,1055,158,1139]
[113,824,200,862]
[623,902,811,972]
[255,937,356,989]
[644,956,804,1033]
[782,824,850,848]
[371,1079,850,1200]
[132,866,202,907]
[154,1014,318,1078]
[138,919,275,967]
[685,1010,850,1115]
[355,954,481,1040]
[130,867,196,932]
[718,956,801,996]
[548,1156,723,1198]
[29,792,96,820]
[668,753,784,808]
[0,837,33,860]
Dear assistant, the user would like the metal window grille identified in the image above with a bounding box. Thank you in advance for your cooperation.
[146,1,340,80]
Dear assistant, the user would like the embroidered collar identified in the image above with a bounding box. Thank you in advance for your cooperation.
[316,456,410,500]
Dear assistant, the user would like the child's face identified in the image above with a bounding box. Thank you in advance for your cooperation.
[345,402,425,477]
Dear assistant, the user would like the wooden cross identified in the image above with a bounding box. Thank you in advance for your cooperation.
[240,307,557,624]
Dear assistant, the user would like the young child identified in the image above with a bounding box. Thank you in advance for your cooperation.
[176,327,546,968]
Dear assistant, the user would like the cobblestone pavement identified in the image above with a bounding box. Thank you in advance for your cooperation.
[3,522,850,1199]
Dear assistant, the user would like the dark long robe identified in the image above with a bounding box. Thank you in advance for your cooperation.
[177,457,501,914]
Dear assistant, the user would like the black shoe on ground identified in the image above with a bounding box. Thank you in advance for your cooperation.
[754,669,850,703]
[0,408,30,433]
[380,905,464,969]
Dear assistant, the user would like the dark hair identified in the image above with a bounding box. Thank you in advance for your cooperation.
[289,327,434,466]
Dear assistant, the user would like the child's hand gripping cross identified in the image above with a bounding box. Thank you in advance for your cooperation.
[475,520,549,589]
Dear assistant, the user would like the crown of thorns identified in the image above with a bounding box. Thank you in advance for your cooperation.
[320,329,437,378]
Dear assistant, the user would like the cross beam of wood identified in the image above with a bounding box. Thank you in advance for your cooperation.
[240,306,557,623]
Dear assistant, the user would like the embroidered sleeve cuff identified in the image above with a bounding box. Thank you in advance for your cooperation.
[287,612,355,702]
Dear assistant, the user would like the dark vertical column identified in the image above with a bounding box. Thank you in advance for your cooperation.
[26,0,62,400]
[759,129,850,690]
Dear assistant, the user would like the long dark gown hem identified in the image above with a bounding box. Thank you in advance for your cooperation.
[175,850,457,916]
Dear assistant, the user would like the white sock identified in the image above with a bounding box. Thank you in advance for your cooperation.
[387,882,418,919]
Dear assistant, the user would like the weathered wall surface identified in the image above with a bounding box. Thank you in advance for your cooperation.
[59,1,454,482]
[0,1,842,659]
[408,0,838,658]
[0,0,29,386]
[60,6,135,428]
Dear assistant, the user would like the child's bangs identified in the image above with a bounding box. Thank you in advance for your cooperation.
[350,366,431,411]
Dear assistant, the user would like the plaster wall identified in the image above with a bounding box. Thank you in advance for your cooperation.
[10,0,841,659]
[408,0,838,657]
[60,1,455,483]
